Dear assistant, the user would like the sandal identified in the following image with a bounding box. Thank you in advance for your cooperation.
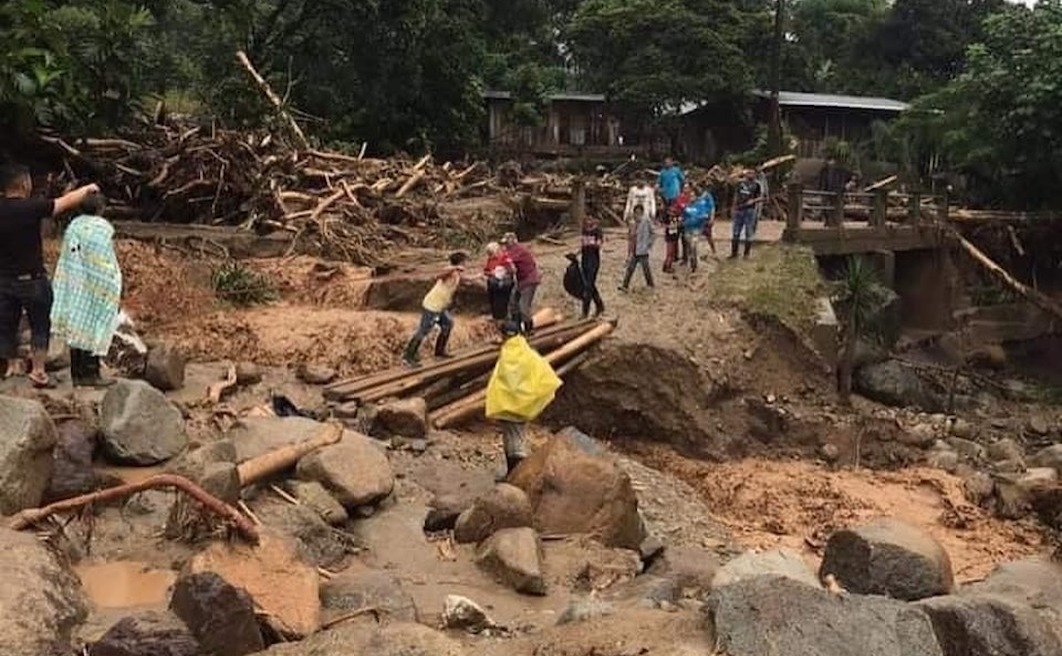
[29,372,56,389]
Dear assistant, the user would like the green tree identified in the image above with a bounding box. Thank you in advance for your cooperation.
[893,2,1062,209]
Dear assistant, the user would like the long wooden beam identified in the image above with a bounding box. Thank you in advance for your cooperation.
[952,229,1062,322]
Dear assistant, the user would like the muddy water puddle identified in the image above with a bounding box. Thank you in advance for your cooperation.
[75,561,176,609]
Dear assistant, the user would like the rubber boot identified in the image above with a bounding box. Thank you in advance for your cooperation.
[728,240,739,260]
[743,240,752,259]
[402,336,423,367]
[78,352,115,388]
[433,329,452,359]
[69,348,86,387]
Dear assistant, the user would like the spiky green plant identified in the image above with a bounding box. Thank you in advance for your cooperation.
[211,261,277,307]
[834,256,887,405]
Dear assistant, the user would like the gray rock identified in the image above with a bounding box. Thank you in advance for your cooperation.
[89,611,200,656]
[902,423,938,448]
[917,594,1062,656]
[166,441,239,503]
[638,535,665,565]
[820,519,954,601]
[988,438,1025,464]
[557,596,615,625]
[949,417,975,439]
[229,416,323,463]
[253,502,357,570]
[854,361,943,412]
[296,433,394,509]
[475,527,546,595]
[0,396,58,514]
[264,621,465,656]
[442,595,495,632]
[647,545,720,595]
[453,484,532,544]
[235,361,263,386]
[285,480,348,525]
[708,575,944,656]
[169,572,264,656]
[948,437,987,461]
[994,468,1058,519]
[712,548,819,590]
[297,364,337,385]
[46,420,111,504]
[927,449,960,473]
[962,471,995,506]
[100,380,188,465]
[144,343,186,391]
[963,557,1062,627]
[1026,416,1051,437]
[993,459,1026,474]
[321,569,416,623]
[423,493,471,533]
[1030,444,1062,472]
[0,527,87,656]
[376,397,428,438]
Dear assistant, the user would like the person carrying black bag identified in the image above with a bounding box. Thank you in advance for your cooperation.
[578,216,605,318]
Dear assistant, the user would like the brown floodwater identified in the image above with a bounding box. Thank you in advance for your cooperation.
[75,561,176,609]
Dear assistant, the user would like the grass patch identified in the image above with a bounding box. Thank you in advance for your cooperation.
[704,244,827,334]
[211,261,278,306]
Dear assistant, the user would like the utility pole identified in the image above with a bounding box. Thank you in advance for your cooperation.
[767,0,785,157]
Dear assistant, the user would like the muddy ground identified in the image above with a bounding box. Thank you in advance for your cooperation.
[9,227,1059,652]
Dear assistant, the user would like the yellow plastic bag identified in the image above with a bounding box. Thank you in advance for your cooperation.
[485,335,563,422]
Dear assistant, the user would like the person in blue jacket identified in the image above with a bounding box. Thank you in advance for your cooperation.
[681,190,716,272]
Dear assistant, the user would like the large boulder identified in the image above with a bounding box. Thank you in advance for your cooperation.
[819,519,954,601]
[188,530,320,639]
[646,545,720,596]
[508,432,645,550]
[100,380,188,465]
[253,501,355,569]
[453,483,532,544]
[296,433,394,509]
[1030,444,1062,472]
[708,575,944,656]
[88,611,200,656]
[993,468,1059,520]
[169,571,264,655]
[0,396,58,514]
[963,557,1062,628]
[475,527,546,596]
[376,397,428,438]
[854,360,943,412]
[144,342,187,392]
[917,594,1062,656]
[0,527,87,656]
[228,416,324,463]
[165,440,240,504]
[321,568,417,623]
[712,548,820,590]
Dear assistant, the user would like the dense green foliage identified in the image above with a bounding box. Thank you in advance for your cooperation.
[1,0,1060,209]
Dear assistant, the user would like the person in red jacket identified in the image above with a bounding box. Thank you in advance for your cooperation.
[501,232,542,334]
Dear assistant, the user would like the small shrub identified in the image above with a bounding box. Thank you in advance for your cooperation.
[211,261,277,306]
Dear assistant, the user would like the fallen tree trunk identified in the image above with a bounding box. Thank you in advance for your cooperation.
[237,422,344,486]
[431,321,614,429]
[952,230,1062,322]
[9,474,259,544]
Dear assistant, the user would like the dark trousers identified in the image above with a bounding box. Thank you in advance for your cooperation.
[0,275,52,359]
[663,237,679,273]
[677,225,688,262]
[580,252,604,318]
[70,348,102,383]
[622,254,654,289]
[487,279,513,321]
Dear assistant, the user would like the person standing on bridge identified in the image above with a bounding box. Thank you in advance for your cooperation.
[402,251,468,367]
[730,169,763,260]
[501,232,541,335]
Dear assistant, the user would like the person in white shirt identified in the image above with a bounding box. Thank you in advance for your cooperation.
[624,178,657,225]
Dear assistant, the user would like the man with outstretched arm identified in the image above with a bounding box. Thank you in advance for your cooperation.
[0,163,100,387]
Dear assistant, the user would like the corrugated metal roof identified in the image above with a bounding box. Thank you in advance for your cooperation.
[482,90,606,102]
[754,90,909,112]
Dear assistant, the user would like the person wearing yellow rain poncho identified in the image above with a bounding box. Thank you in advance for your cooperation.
[50,195,122,388]
[485,320,563,478]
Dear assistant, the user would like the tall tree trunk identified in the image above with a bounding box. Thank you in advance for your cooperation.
[767,0,785,157]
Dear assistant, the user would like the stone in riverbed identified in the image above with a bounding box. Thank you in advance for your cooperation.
[443,595,495,633]
[100,380,187,465]
[376,397,428,438]
[296,432,394,509]
[819,518,954,601]
[144,342,186,391]
[45,419,109,503]
[423,493,471,533]
[453,483,532,544]
[169,572,264,655]
[0,527,87,656]
[321,568,417,623]
[917,594,1062,656]
[285,480,349,525]
[987,438,1025,464]
[89,611,200,656]
[0,396,58,514]
[712,548,819,590]
[1030,444,1062,472]
[475,527,546,596]
[235,361,263,386]
[297,363,337,385]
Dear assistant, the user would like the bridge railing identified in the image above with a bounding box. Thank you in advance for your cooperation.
[785,185,949,237]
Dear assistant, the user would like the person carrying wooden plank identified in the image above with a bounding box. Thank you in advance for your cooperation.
[401,252,468,367]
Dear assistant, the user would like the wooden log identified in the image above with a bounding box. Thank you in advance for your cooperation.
[864,175,898,193]
[236,422,344,486]
[235,51,309,150]
[323,308,566,399]
[396,170,426,198]
[952,230,1062,322]
[759,154,796,171]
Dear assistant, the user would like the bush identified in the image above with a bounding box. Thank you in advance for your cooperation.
[211,261,277,307]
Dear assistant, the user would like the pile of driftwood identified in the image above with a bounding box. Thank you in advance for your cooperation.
[324,308,613,429]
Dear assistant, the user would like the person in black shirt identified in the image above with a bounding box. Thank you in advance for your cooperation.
[0,163,100,387]
[578,216,605,318]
